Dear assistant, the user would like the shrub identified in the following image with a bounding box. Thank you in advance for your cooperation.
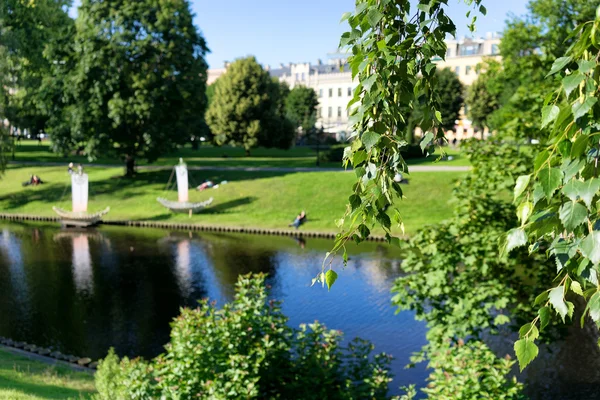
[320,144,346,163]
[94,273,398,399]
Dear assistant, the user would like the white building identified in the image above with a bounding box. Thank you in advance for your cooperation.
[207,34,502,140]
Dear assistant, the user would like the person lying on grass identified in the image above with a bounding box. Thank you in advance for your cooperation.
[288,211,307,229]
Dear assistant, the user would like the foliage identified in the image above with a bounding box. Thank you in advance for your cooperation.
[285,86,319,133]
[465,59,502,131]
[94,274,399,400]
[420,341,524,400]
[0,127,10,174]
[317,0,485,287]
[434,68,464,131]
[0,0,72,138]
[206,57,295,154]
[46,0,208,176]
[506,8,600,370]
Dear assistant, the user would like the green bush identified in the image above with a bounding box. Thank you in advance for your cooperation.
[94,274,399,400]
[320,144,346,163]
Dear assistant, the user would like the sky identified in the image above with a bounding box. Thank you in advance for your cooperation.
[70,0,530,69]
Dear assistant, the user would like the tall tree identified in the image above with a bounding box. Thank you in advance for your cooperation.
[0,0,72,140]
[285,86,319,134]
[435,68,464,132]
[48,0,209,176]
[206,57,294,154]
[464,59,502,132]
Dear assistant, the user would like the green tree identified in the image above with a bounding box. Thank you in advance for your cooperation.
[285,86,319,133]
[0,0,72,140]
[47,0,208,176]
[206,57,294,155]
[435,68,464,132]
[465,59,502,132]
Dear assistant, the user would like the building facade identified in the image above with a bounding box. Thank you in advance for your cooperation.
[207,34,502,140]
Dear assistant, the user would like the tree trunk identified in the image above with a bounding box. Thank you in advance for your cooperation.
[125,155,135,177]
[245,148,250,157]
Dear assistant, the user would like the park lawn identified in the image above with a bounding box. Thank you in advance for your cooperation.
[11,140,471,169]
[0,349,95,399]
[0,165,464,235]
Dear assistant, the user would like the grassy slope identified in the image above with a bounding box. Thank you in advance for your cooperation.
[0,349,95,400]
[0,165,463,235]
[11,141,471,168]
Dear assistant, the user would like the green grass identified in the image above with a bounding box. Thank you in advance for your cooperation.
[11,140,471,169]
[0,165,464,235]
[0,349,95,400]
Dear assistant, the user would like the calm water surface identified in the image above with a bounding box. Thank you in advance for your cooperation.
[0,222,599,399]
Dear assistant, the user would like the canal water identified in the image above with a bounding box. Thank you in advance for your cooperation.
[0,222,599,399]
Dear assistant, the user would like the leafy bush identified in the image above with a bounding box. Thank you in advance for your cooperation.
[421,341,524,400]
[319,144,346,163]
[94,274,398,399]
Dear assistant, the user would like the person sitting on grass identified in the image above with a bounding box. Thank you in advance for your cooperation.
[22,174,44,186]
[289,211,307,229]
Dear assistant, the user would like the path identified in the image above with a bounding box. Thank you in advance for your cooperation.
[9,160,471,172]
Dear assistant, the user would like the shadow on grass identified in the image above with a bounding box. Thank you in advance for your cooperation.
[203,196,257,214]
[0,169,290,211]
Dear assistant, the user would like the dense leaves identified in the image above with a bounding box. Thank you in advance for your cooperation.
[206,57,295,154]
[47,0,209,176]
[505,7,600,370]
[94,274,399,400]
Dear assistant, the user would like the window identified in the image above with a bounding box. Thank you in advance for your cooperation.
[329,88,333,97]
[301,72,305,81]
[317,108,321,118]
[459,44,480,56]
[328,107,332,118]
[319,89,323,98]
[491,44,499,55]
[337,107,342,118]
[465,66,471,75]
[295,73,299,81]
[338,88,342,97]
[347,87,352,96]
[446,48,453,58]
[454,66,460,75]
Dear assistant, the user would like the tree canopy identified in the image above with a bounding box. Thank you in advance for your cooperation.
[206,57,294,153]
[46,0,209,175]
[435,68,464,132]
[285,86,319,134]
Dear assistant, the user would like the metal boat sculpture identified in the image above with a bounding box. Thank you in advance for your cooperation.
[157,159,213,216]
[53,172,110,227]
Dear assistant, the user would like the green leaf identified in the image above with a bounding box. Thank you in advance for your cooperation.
[514,339,539,372]
[340,11,352,23]
[514,175,531,201]
[558,201,587,231]
[588,291,600,323]
[549,286,568,322]
[539,167,563,199]
[349,194,361,210]
[366,8,383,27]
[578,179,600,209]
[571,134,589,158]
[519,323,539,340]
[541,105,560,128]
[325,269,338,291]
[517,201,534,225]
[539,306,551,330]
[362,131,381,151]
[504,228,528,254]
[358,224,370,239]
[419,132,434,152]
[562,73,585,97]
[547,56,572,76]
[571,280,583,296]
[352,150,368,166]
[581,231,600,265]
[578,59,596,74]
[534,150,550,172]
[572,97,598,120]
[534,291,549,306]
[494,314,510,325]
[417,3,430,13]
